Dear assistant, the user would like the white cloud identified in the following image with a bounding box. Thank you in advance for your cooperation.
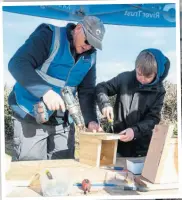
[6,23,14,28]
[135,28,166,39]
[152,39,166,47]
[4,20,34,33]
[96,61,133,83]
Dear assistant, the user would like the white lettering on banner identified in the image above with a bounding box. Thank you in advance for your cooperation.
[40,6,46,9]
[142,12,160,18]
[124,10,160,19]
[124,10,142,17]
[58,5,71,10]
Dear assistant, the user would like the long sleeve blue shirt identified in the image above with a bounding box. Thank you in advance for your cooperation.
[8,23,98,126]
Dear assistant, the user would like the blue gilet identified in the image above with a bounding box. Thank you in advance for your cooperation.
[13,25,96,118]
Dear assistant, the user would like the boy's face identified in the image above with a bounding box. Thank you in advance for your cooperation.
[136,67,156,85]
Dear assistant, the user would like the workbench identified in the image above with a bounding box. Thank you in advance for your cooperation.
[5,157,179,197]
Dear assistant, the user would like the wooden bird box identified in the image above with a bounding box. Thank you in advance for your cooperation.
[79,132,120,167]
[142,124,178,184]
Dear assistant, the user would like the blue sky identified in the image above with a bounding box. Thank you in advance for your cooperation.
[3,11,176,86]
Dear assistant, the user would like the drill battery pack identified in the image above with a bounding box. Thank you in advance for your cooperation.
[33,101,49,124]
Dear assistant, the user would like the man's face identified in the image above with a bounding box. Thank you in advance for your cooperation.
[73,24,93,54]
[136,67,156,85]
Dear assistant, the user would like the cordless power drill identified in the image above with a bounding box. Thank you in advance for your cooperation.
[33,86,84,128]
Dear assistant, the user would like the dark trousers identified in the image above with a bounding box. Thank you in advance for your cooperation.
[12,116,75,161]
[117,136,151,157]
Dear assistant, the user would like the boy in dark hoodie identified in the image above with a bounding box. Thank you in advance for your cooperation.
[96,48,170,157]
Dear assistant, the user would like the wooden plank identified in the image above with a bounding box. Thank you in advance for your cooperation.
[5,154,12,173]
[6,159,125,185]
[6,158,179,197]
[79,133,119,167]
[155,138,178,183]
[137,176,179,190]
[79,134,101,166]
[101,141,116,157]
[79,141,101,167]
[28,168,179,196]
[79,134,101,144]
[113,140,118,165]
[100,140,116,166]
[155,125,176,182]
[7,186,179,197]
[6,161,41,181]
[97,141,102,167]
[142,125,169,182]
[142,124,178,184]
[6,159,93,182]
[38,159,85,168]
[81,132,120,140]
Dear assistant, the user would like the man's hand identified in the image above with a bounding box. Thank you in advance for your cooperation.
[102,106,114,121]
[119,128,134,142]
[43,90,66,112]
[87,121,104,133]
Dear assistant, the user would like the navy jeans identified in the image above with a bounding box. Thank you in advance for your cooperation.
[12,116,75,161]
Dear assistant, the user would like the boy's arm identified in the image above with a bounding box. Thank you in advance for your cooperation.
[95,74,120,112]
[131,91,166,140]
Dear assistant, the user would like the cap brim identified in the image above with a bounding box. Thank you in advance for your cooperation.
[85,29,102,50]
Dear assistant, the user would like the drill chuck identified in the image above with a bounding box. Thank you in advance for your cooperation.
[33,86,84,127]
[61,87,84,127]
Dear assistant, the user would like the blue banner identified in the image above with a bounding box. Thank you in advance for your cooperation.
[3,4,176,27]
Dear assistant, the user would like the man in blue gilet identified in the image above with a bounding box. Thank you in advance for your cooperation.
[8,16,105,161]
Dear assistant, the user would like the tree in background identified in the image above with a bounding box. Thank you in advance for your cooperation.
[4,84,13,140]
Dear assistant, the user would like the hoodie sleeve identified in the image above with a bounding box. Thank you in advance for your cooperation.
[131,91,166,140]
[8,23,53,99]
[95,74,120,112]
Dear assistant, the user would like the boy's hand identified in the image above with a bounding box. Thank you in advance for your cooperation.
[87,121,104,133]
[102,106,114,121]
[119,128,134,142]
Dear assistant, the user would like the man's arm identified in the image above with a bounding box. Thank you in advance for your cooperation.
[131,92,166,140]
[77,64,97,127]
[8,23,52,99]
